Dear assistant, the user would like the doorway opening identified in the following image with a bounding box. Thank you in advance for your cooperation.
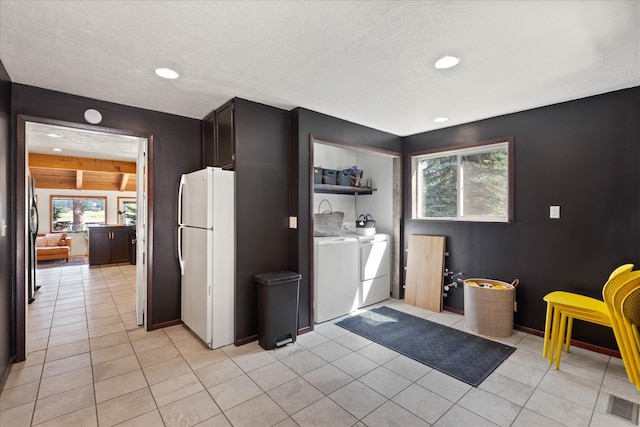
[15,115,153,362]
[308,135,402,328]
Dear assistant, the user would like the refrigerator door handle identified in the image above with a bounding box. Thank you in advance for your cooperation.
[177,174,186,226]
[34,203,39,235]
[30,203,39,235]
[177,225,185,276]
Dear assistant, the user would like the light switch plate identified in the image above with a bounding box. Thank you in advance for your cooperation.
[288,216,297,229]
[550,206,560,219]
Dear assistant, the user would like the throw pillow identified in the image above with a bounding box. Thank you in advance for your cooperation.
[57,233,68,246]
[45,234,62,247]
[35,236,47,247]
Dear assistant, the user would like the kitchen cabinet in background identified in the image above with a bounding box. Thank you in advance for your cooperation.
[88,225,134,266]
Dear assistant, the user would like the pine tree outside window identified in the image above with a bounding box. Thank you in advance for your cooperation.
[50,196,107,231]
[411,138,514,222]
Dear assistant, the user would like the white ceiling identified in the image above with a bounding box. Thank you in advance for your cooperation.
[27,122,142,161]
[1,1,639,137]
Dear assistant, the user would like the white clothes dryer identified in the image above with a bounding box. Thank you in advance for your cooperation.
[356,234,391,308]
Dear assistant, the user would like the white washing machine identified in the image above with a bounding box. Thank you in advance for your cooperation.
[313,236,359,323]
[357,234,391,308]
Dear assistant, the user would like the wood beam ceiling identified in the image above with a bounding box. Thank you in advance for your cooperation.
[76,170,83,190]
[29,153,137,174]
[119,173,130,192]
[28,153,137,192]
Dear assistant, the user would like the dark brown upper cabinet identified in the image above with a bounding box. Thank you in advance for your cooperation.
[203,100,235,170]
[202,111,215,168]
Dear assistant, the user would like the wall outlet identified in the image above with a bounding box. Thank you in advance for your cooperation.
[550,206,560,219]
[343,222,355,232]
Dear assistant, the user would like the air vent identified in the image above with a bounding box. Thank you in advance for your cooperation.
[607,395,639,424]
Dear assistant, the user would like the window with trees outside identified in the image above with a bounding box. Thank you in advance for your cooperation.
[50,196,107,231]
[411,138,513,222]
[117,197,137,226]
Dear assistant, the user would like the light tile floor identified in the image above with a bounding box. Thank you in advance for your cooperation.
[1,263,639,426]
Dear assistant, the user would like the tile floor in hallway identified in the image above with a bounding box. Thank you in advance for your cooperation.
[1,263,640,426]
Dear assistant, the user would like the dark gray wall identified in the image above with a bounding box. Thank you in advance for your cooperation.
[233,98,290,343]
[290,108,403,331]
[11,84,202,328]
[0,60,12,384]
[403,87,640,350]
[6,78,637,354]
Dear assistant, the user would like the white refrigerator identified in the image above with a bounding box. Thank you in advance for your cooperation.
[178,167,235,349]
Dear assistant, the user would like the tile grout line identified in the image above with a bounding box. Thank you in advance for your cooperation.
[87,265,102,427]
[28,267,62,427]
[14,265,636,427]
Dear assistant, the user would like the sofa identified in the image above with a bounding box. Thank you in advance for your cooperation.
[36,233,72,262]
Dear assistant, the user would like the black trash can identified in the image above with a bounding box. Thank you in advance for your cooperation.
[255,271,301,350]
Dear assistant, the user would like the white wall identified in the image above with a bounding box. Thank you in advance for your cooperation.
[353,152,393,236]
[35,188,135,256]
[313,143,394,235]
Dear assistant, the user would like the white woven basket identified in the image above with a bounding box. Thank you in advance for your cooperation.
[464,278,518,338]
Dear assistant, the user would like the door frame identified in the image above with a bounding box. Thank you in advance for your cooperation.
[308,134,403,331]
[15,114,154,362]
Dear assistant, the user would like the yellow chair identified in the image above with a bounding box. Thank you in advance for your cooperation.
[608,275,640,385]
[550,298,609,369]
[551,272,640,375]
[542,265,639,371]
[621,286,640,391]
[551,270,640,372]
[542,264,633,359]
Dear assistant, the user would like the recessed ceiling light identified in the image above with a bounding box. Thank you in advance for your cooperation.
[52,148,62,152]
[46,133,62,138]
[155,68,179,79]
[435,56,460,69]
[84,109,103,124]
[434,117,449,123]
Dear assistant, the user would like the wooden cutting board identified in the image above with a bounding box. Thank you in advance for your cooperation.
[404,235,446,312]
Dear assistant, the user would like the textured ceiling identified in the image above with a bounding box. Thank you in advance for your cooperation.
[27,122,142,161]
[1,1,639,136]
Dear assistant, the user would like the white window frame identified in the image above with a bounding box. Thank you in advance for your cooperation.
[411,138,514,223]
[117,197,137,225]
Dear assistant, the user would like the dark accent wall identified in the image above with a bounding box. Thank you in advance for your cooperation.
[233,99,290,343]
[0,61,12,385]
[11,84,201,328]
[290,108,403,331]
[403,87,640,350]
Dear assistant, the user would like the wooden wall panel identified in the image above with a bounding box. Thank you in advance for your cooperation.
[405,235,445,312]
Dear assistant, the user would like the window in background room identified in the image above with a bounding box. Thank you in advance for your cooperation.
[50,196,107,231]
[117,197,137,225]
[411,138,513,222]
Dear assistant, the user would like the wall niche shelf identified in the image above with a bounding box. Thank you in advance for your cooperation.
[314,183,375,195]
